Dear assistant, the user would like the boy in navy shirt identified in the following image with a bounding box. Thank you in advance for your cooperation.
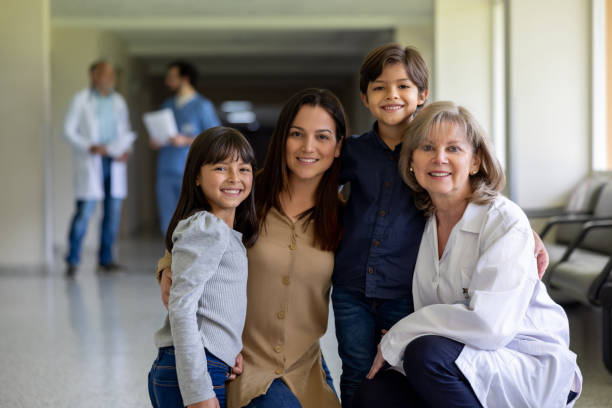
[332,43,430,408]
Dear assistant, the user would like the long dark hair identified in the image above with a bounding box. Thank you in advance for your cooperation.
[165,126,258,251]
[256,88,347,251]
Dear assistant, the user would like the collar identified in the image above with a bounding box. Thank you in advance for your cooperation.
[90,87,114,98]
[175,92,197,108]
[458,201,488,234]
[369,121,401,153]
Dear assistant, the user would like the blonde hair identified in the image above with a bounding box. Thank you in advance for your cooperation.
[399,101,505,216]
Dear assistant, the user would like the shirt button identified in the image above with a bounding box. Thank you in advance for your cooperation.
[277,311,285,319]
[274,345,282,353]
[385,181,391,189]
[282,276,290,285]
[379,210,386,217]
[275,368,283,375]
[373,240,380,247]
[368,267,374,274]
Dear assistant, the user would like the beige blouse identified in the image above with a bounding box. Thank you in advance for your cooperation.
[157,208,340,408]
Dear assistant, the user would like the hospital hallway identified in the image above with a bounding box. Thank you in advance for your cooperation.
[3,0,612,406]
[0,239,608,407]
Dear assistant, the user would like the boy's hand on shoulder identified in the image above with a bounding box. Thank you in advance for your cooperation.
[188,397,220,408]
[160,268,172,309]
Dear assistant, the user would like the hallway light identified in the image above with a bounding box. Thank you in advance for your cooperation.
[221,101,253,113]
[227,111,256,124]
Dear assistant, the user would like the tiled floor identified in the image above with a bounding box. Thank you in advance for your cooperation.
[0,239,610,407]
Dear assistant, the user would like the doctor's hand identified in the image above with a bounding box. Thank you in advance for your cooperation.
[89,145,108,156]
[149,139,162,150]
[170,134,193,147]
[366,344,386,380]
[532,230,549,279]
[160,268,172,309]
[116,152,130,162]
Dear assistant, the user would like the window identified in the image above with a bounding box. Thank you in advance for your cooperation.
[593,0,612,171]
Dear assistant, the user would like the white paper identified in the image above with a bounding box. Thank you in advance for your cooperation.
[142,108,178,145]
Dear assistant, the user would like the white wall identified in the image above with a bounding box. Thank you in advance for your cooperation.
[50,28,131,253]
[507,0,591,207]
[432,0,591,208]
[395,24,435,99]
[433,0,492,134]
[0,0,50,269]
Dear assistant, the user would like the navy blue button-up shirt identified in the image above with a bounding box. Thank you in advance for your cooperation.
[333,123,426,300]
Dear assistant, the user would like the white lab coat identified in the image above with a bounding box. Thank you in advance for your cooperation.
[64,88,135,200]
[381,196,582,407]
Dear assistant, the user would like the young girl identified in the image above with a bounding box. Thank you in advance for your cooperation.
[148,126,258,408]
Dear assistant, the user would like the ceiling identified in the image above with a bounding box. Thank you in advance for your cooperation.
[51,0,433,87]
[51,0,433,59]
[51,0,433,20]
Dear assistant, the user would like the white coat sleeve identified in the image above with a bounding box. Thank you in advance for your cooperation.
[63,93,91,153]
[168,212,229,405]
[105,95,136,158]
[381,217,538,367]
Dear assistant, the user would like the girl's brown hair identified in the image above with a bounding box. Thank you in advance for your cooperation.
[165,126,258,251]
[256,88,348,251]
[399,101,505,216]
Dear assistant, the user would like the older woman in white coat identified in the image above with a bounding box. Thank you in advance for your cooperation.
[353,101,582,408]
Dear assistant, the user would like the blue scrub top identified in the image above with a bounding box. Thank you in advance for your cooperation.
[157,94,221,177]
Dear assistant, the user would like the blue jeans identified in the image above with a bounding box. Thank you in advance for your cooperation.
[66,157,123,266]
[148,346,231,408]
[245,356,336,408]
[156,172,182,235]
[331,286,413,408]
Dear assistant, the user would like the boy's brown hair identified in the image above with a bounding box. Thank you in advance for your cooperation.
[359,43,429,101]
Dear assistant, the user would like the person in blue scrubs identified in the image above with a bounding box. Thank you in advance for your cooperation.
[151,61,221,234]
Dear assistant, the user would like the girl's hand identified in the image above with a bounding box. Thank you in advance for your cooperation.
[366,343,386,379]
[160,268,172,309]
[532,230,549,279]
[188,396,220,408]
[228,352,243,380]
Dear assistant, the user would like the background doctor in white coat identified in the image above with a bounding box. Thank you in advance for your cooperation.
[353,101,582,408]
[63,60,136,277]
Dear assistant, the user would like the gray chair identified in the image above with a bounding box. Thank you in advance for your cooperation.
[600,282,612,373]
[535,176,609,270]
[538,180,612,374]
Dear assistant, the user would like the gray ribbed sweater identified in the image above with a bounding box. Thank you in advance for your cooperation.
[154,211,247,405]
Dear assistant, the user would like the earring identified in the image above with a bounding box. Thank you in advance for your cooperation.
[409,167,414,172]
[472,170,477,175]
